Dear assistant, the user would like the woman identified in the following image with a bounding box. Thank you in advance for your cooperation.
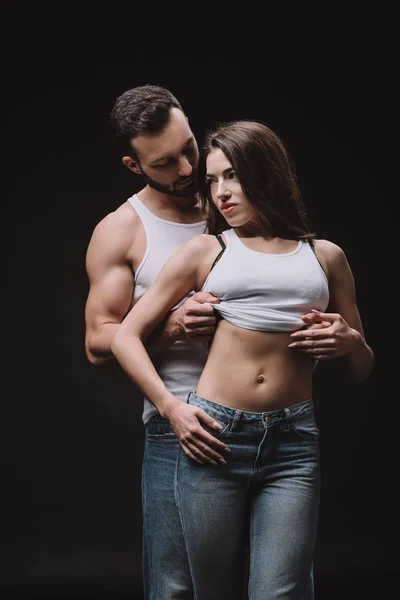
[111,120,374,600]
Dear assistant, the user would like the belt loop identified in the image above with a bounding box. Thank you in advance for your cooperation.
[284,406,293,428]
[231,410,242,431]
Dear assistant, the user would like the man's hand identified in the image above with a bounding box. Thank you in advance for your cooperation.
[166,400,230,465]
[288,309,361,360]
[178,292,220,341]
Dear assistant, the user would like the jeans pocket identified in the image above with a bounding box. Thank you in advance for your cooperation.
[292,410,320,441]
[201,418,232,439]
[145,418,177,442]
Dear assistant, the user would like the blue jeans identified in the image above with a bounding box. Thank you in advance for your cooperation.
[175,392,321,600]
[142,416,193,599]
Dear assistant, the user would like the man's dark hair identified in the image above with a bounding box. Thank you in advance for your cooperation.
[109,84,184,158]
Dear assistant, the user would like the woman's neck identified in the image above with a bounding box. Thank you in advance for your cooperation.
[235,223,274,241]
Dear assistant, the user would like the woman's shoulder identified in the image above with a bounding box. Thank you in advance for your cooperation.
[312,238,345,260]
[184,233,227,253]
[312,239,349,278]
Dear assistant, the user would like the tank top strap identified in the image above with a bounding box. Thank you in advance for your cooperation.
[128,193,151,219]
[220,228,235,249]
[127,193,164,236]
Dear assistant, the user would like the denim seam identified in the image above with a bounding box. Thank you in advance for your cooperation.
[174,448,198,600]
[141,448,154,600]
[254,427,268,474]
[302,561,314,599]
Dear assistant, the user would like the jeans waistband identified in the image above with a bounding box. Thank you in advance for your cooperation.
[188,391,314,426]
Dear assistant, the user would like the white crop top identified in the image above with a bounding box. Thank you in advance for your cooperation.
[202,228,330,332]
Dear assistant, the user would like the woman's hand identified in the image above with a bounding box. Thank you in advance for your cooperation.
[165,398,230,465]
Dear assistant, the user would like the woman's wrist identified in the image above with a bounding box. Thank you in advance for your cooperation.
[158,390,181,420]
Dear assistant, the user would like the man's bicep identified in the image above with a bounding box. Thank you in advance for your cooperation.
[85,264,135,329]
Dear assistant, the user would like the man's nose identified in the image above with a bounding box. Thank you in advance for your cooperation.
[177,155,193,177]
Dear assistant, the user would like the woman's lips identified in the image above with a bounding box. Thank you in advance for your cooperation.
[221,204,236,215]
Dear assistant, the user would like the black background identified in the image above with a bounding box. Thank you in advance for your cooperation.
[2,10,398,600]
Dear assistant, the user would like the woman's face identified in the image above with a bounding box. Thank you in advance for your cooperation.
[205,148,256,227]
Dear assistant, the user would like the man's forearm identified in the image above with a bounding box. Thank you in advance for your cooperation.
[87,310,183,366]
[86,323,121,365]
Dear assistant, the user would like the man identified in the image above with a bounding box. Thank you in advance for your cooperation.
[85,85,227,599]
[85,84,364,599]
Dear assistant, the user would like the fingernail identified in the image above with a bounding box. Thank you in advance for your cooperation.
[219,458,227,465]
[213,422,222,429]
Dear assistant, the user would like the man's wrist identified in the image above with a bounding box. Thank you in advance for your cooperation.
[165,307,185,342]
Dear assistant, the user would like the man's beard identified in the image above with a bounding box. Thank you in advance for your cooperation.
[139,165,198,198]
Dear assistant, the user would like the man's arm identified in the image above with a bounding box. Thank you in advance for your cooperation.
[85,211,220,365]
[289,240,374,381]
[144,291,221,356]
[85,213,135,365]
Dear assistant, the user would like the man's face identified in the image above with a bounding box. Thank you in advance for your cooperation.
[125,108,199,198]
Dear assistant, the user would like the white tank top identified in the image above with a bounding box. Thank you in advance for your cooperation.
[202,228,330,332]
[128,194,208,424]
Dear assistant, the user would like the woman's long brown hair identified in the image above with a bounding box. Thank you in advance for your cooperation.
[197,120,315,241]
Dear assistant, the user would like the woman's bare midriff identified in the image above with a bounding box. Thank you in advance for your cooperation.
[196,319,314,412]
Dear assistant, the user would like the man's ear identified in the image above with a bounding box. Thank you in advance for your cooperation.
[122,156,141,174]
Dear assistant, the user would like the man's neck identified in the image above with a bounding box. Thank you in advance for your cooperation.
[137,187,203,223]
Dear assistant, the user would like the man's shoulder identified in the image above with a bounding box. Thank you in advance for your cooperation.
[86,200,142,262]
[91,200,141,240]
